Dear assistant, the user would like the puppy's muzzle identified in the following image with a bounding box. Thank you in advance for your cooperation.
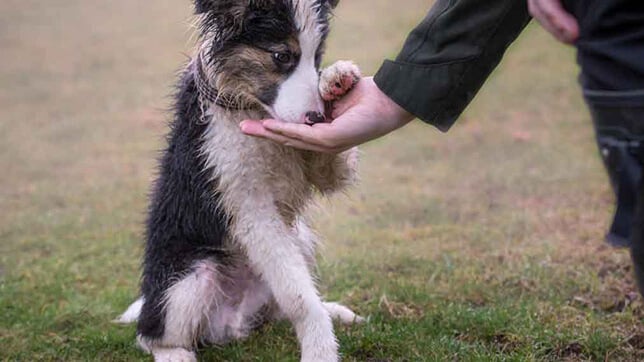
[305,111,326,125]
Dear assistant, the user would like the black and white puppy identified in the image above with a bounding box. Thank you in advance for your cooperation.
[117,0,363,361]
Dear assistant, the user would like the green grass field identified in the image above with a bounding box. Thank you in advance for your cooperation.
[1,0,643,360]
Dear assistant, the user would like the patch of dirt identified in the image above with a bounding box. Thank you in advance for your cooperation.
[546,341,585,360]
[464,294,489,308]
[348,344,393,362]
[626,333,644,350]
[456,332,523,353]
[597,259,632,279]
[378,294,424,319]
[502,277,537,292]
[490,333,522,353]
[571,290,641,314]
[569,252,644,316]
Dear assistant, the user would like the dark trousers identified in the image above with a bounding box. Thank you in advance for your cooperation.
[586,94,644,291]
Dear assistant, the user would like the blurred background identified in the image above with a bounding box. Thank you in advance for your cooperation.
[1,0,643,360]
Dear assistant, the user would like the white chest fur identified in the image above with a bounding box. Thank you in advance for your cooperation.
[201,107,315,226]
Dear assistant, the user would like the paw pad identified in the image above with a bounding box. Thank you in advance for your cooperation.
[320,61,362,101]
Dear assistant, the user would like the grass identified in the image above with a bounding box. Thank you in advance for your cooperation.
[1,0,643,360]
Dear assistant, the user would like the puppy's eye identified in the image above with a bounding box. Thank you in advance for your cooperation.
[273,52,292,64]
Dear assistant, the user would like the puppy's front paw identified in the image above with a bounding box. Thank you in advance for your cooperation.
[319,60,361,101]
[151,348,197,362]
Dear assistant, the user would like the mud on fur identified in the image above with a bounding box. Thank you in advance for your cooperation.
[115,1,363,361]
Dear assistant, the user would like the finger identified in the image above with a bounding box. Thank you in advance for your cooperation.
[263,119,350,152]
[539,0,579,43]
[276,135,334,153]
[531,0,579,43]
[529,0,563,41]
[527,0,539,19]
[240,120,336,153]
[330,77,369,118]
[239,120,268,136]
[261,119,316,140]
[261,119,341,148]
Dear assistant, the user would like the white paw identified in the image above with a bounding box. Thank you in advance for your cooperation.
[319,60,361,101]
[323,302,365,325]
[299,309,339,362]
[301,345,339,362]
[151,347,197,362]
[301,354,339,362]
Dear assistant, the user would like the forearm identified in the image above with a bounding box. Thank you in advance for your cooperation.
[374,0,531,132]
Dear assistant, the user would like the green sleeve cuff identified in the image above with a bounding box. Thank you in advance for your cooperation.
[373,0,531,132]
[374,59,470,132]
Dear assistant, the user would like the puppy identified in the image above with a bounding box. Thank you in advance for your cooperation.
[117,1,363,361]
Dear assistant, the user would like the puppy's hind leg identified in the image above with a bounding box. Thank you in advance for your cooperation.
[137,260,223,362]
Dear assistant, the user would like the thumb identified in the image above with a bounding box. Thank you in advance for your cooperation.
[330,77,370,119]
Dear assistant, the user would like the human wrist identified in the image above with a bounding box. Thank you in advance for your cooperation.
[373,80,414,130]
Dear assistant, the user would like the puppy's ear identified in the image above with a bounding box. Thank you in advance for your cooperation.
[326,0,339,8]
[194,0,245,14]
[194,0,211,14]
[193,0,247,46]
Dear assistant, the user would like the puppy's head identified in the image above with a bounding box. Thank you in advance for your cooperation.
[194,0,339,124]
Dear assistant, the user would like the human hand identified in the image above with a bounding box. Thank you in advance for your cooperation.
[528,0,579,44]
[240,77,414,154]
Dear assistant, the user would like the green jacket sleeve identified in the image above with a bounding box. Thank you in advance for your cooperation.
[373,0,531,132]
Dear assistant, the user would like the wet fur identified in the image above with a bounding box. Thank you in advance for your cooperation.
[117,1,362,361]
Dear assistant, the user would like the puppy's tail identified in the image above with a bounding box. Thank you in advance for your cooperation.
[113,297,144,324]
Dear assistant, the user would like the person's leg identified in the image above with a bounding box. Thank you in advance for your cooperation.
[631,175,644,294]
[586,96,644,296]
[566,0,644,294]
[585,95,644,248]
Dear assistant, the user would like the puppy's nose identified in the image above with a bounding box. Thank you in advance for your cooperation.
[305,111,326,125]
